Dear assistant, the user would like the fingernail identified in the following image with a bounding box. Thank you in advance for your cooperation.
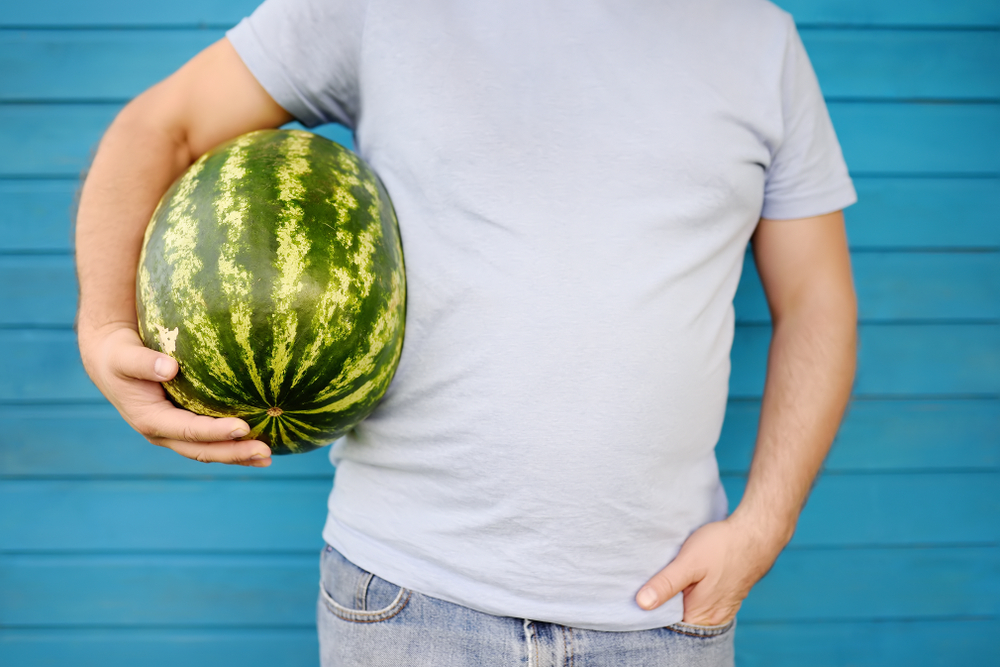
[153,357,170,379]
[637,587,658,609]
[230,428,249,439]
[250,453,268,460]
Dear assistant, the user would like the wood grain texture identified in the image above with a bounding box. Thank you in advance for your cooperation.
[5,251,996,326]
[729,323,1000,398]
[3,621,996,667]
[742,546,999,621]
[3,324,996,401]
[0,404,335,477]
[846,177,1000,248]
[0,29,223,101]
[4,29,996,102]
[4,177,997,253]
[0,479,331,551]
[2,473,993,551]
[721,472,1000,547]
[3,103,994,177]
[3,0,998,27]
[3,399,996,477]
[1,0,996,663]
[734,251,1000,323]
[0,180,78,252]
[829,102,1000,174]
[0,629,319,667]
[2,547,994,625]
[801,29,1000,100]
[735,619,1000,667]
[0,105,354,176]
[0,553,318,626]
[717,399,1000,473]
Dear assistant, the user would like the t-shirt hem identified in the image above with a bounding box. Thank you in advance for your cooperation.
[321,515,686,632]
[761,180,858,220]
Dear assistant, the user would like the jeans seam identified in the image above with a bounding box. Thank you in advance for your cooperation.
[355,572,374,610]
[665,619,736,638]
[320,580,412,623]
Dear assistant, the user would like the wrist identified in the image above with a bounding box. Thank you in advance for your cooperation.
[726,504,797,554]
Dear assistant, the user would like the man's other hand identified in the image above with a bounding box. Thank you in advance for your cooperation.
[634,516,783,625]
[79,323,272,466]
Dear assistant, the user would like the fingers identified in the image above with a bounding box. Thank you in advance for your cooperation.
[82,325,274,467]
[110,338,178,382]
[160,437,273,466]
[636,554,701,611]
[140,404,253,444]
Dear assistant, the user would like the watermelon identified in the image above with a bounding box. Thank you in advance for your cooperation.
[136,129,406,455]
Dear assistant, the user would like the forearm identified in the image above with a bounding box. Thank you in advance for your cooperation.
[729,242,857,548]
[76,96,193,340]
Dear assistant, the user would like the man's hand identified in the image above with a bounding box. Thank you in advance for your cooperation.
[636,210,857,624]
[79,323,273,466]
[635,516,784,625]
[75,38,291,463]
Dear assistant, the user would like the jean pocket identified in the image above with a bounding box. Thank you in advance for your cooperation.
[319,545,412,623]
[665,618,736,638]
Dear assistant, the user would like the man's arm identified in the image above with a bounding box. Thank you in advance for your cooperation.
[76,38,292,466]
[635,210,857,624]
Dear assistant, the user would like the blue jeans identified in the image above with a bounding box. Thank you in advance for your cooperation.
[318,544,735,666]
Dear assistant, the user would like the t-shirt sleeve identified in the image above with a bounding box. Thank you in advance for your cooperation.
[761,14,857,220]
[226,0,368,129]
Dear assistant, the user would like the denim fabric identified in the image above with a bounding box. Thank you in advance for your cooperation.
[318,545,735,667]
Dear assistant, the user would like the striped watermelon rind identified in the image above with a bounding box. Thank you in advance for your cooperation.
[136,129,405,455]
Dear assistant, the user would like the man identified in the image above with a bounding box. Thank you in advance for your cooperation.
[76,0,857,664]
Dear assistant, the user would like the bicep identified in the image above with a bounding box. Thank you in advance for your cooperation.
[129,37,293,161]
[751,210,856,323]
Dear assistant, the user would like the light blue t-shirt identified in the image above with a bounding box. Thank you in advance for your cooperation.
[229,0,856,631]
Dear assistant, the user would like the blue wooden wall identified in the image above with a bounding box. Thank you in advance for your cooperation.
[1,1,997,665]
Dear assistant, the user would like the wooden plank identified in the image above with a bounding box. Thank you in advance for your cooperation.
[0,553,319,626]
[2,547,994,625]
[734,251,1000,323]
[0,29,222,101]
[742,546,999,621]
[0,104,118,178]
[0,255,77,326]
[2,622,997,667]
[801,29,1000,101]
[3,399,994,477]
[0,404,336,477]
[0,479,330,551]
[6,250,994,327]
[0,105,353,177]
[829,102,1000,175]
[4,29,997,102]
[2,472,992,551]
[0,180,77,252]
[0,628,318,667]
[720,472,999,547]
[730,323,1000,398]
[846,177,1000,249]
[717,399,1000,473]
[735,618,1000,667]
[0,102,994,177]
[0,329,96,401]
[776,0,1000,27]
[3,323,996,402]
[3,177,996,253]
[0,0,260,27]
[2,0,998,28]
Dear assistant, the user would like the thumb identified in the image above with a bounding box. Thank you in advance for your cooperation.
[111,339,179,383]
[636,553,702,611]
